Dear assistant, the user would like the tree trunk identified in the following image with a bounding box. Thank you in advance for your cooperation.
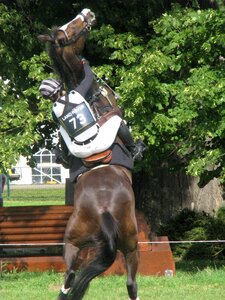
[133,167,224,231]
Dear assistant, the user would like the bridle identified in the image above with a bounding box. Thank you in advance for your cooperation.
[52,12,95,48]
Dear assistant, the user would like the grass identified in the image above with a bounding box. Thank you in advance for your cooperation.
[2,185,65,206]
[0,260,224,300]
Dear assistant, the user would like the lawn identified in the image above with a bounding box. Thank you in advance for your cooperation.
[2,184,65,206]
[0,260,224,300]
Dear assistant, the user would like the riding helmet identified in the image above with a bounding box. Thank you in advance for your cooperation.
[39,78,62,99]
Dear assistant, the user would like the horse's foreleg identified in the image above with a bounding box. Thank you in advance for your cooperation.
[124,249,139,300]
[57,242,80,300]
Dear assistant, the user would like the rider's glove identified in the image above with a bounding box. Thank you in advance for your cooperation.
[81,58,89,65]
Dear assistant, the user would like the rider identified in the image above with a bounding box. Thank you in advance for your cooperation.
[39,59,146,166]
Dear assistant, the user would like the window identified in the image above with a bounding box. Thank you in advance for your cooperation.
[32,149,62,184]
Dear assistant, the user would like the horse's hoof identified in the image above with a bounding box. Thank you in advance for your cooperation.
[57,286,71,300]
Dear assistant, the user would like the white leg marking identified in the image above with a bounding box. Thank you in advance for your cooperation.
[61,285,71,295]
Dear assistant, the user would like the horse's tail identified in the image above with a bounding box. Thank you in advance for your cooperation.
[69,211,119,300]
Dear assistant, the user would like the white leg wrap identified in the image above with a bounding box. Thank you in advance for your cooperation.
[61,285,71,295]
[128,298,140,300]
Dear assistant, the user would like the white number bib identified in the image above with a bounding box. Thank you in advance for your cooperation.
[59,102,96,138]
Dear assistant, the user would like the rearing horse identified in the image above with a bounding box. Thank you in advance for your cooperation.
[38,8,95,89]
[38,9,139,300]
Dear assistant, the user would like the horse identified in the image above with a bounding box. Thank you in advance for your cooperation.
[38,9,140,300]
[38,8,119,110]
[38,8,95,89]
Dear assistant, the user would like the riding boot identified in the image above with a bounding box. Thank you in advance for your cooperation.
[117,122,147,161]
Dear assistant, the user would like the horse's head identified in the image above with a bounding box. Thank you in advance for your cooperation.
[54,8,96,52]
[38,8,95,52]
[38,8,96,88]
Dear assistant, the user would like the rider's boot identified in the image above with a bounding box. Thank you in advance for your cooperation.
[117,122,147,161]
[54,144,68,168]
[130,138,148,161]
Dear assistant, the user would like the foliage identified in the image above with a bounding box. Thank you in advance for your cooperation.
[0,1,225,187]
[157,207,225,259]
[115,6,225,185]
[0,2,57,171]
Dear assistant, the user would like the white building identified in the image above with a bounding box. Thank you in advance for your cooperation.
[12,148,69,185]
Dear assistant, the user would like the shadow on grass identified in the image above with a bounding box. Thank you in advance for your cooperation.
[175,259,225,273]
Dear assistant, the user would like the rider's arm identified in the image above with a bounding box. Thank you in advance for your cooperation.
[75,63,94,98]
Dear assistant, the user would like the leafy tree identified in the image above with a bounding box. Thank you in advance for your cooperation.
[0,3,54,171]
[0,0,167,172]
[0,1,85,172]
[112,6,225,185]
[0,0,224,188]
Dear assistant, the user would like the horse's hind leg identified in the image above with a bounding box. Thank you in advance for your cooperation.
[124,249,139,300]
[57,242,80,300]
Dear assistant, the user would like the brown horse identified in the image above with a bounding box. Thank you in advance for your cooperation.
[38,8,96,89]
[38,8,119,110]
[38,9,139,300]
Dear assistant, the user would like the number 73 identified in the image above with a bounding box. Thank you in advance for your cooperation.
[69,114,86,129]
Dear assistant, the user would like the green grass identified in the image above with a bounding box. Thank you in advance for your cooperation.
[2,186,65,206]
[0,260,224,300]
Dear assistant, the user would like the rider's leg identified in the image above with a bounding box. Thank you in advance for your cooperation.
[117,121,147,161]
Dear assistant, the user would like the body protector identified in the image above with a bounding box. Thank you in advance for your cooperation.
[53,90,98,143]
[53,90,122,158]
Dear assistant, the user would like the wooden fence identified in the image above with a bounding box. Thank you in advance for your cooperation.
[0,205,175,276]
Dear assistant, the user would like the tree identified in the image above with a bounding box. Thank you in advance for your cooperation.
[0,0,224,188]
[0,0,169,171]
[0,1,77,171]
[114,6,225,185]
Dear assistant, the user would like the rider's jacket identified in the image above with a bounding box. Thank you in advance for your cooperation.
[52,63,122,159]
[52,91,99,144]
[52,89,122,159]
[75,63,94,100]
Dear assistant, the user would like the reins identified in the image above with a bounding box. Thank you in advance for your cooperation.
[52,13,93,48]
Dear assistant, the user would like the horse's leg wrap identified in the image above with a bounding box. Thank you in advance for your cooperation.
[128,298,140,300]
[61,285,71,295]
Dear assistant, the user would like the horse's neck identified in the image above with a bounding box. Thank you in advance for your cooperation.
[51,45,84,90]
[72,56,85,83]
[89,79,122,120]
[67,57,84,89]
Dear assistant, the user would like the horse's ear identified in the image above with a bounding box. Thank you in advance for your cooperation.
[37,34,53,43]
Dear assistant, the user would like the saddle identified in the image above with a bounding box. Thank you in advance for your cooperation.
[83,149,112,167]
[81,104,125,168]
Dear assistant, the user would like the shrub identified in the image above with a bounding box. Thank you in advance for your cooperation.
[157,208,225,259]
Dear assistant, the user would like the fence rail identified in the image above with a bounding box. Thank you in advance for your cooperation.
[1,240,225,248]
